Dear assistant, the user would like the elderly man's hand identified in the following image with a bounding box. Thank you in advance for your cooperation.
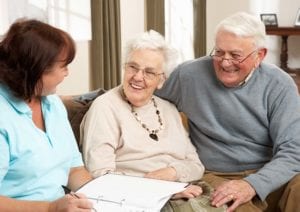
[210,179,256,212]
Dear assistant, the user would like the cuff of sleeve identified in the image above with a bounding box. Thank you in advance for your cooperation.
[244,175,268,201]
[169,162,189,182]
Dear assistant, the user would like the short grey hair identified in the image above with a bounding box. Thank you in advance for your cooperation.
[123,30,178,78]
[214,12,267,49]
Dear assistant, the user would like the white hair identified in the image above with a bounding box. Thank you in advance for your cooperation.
[214,12,267,48]
[123,30,178,78]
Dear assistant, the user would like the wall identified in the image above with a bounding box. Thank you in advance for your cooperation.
[0,0,92,95]
[56,41,91,95]
[120,0,145,47]
[207,0,300,69]
[58,0,300,95]
[58,0,145,95]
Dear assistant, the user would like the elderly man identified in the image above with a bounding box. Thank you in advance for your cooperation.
[156,12,300,212]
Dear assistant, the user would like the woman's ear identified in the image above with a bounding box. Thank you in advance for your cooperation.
[156,74,166,89]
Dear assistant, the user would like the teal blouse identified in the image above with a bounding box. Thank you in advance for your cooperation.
[0,85,83,201]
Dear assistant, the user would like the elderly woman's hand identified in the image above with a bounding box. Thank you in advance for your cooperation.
[171,184,203,199]
[144,167,177,181]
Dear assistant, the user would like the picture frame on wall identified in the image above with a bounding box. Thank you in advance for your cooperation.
[295,8,300,27]
[260,13,278,27]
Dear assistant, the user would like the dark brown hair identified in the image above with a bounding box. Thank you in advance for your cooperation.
[0,18,75,100]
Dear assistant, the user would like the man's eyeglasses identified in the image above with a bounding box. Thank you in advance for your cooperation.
[210,48,258,65]
[124,63,164,80]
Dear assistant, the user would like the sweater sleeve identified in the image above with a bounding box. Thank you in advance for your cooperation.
[169,139,205,182]
[81,96,120,177]
[244,81,300,200]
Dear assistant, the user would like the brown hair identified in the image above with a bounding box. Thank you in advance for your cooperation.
[0,18,75,100]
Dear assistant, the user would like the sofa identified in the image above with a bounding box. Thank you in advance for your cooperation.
[61,88,106,150]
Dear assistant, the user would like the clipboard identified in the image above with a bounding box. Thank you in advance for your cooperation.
[76,173,188,212]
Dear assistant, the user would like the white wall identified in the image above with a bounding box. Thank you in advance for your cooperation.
[58,0,145,95]
[207,0,300,69]
[58,0,300,95]
[120,0,145,48]
[57,41,91,95]
[120,0,145,78]
[0,0,91,95]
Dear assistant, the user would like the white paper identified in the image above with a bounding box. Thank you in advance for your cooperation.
[76,174,188,212]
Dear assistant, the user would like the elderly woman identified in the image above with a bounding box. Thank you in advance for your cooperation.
[81,30,226,211]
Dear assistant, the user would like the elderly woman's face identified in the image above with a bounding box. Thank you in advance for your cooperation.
[123,49,165,107]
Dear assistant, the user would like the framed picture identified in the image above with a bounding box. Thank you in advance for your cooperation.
[260,13,278,27]
[295,9,300,26]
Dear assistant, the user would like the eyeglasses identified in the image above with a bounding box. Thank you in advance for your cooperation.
[210,48,258,65]
[124,63,164,80]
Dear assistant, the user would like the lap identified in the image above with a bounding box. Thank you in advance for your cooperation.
[203,171,300,212]
[161,171,300,212]
[202,171,267,212]
[267,173,300,212]
[162,181,226,212]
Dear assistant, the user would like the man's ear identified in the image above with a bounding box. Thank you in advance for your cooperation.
[258,48,267,61]
[254,48,267,68]
[156,74,166,89]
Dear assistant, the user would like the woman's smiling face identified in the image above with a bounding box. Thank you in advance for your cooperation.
[122,49,165,107]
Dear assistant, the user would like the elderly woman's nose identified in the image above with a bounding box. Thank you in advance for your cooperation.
[133,69,144,79]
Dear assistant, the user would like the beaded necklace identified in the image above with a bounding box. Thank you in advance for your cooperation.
[130,97,164,141]
[120,87,164,141]
[128,97,163,141]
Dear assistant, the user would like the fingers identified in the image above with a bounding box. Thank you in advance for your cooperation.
[187,185,203,197]
[227,199,242,212]
[50,194,94,212]
[172,185,203,199]
[211,192,236,207]
[67,193,94,209]
[71,192,87,199]
[77,198,93,210]
[210,180,256,210]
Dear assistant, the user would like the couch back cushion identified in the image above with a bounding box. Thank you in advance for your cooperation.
[61,89,106,148]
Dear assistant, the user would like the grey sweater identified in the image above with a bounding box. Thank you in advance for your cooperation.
[156,56,300,200]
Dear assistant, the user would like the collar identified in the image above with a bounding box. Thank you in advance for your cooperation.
[238,68,255,86]
[0,84,52,114]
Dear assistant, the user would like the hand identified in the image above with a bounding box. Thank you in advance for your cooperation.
[144,167,177,181]
[172,184,203,199]
[211,179,256,212]
[49,193,93,212]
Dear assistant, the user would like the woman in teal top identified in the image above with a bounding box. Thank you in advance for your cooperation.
[0,19,93,211]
